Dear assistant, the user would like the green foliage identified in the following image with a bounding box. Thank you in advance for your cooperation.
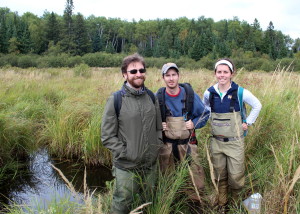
[37,54,69,68]
[17,54,38,68]
[0,53,18,66]
[0,5,297,61]
[66,55,83,67]
[45,12,60,45]
[73,13,92,56]
[82,52,124,67]
[73,63,92,78]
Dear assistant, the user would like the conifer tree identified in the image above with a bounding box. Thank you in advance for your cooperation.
[0,15,8,53]
[45,12,60,45]
[73,13,91,55]
[60,0,76,54]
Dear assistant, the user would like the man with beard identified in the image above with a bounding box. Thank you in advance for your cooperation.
[157,63,209,213]
[101,53,163,214]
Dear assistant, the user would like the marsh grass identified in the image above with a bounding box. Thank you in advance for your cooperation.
[1,66,300,213]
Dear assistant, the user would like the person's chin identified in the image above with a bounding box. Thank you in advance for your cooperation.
[219,80,228,84]
[168,83,176,88]
[132,80,144,88]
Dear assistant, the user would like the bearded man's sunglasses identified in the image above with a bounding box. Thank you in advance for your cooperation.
[127,68,146,74]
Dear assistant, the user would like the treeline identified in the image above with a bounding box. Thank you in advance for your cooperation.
[0,0,300,66]
[1,52,300,72]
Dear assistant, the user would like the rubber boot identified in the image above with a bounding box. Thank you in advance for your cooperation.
[218,180,228,206]
[231,188,242,205]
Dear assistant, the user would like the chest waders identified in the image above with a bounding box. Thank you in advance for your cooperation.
[209,90,246,206]
[164,116,193,161]
[211,111,244,140]
[157,83,196,161]
[209,89,244,140]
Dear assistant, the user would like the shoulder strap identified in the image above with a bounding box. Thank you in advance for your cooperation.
[157,87,166,122]
[238,86,247,122]
[209,92,215,112]
[114,90,124,118]
[114,88,155,119]
[179,83,194,120]
[145,88,156,105]
[113,90,123,118]
[229,90,238,112]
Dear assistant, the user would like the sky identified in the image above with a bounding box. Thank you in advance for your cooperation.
[1,0,299,40]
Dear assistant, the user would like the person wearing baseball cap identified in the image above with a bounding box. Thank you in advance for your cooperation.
[156,62,210,213]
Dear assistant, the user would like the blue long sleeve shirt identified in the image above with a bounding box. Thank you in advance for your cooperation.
[164,86,210,129]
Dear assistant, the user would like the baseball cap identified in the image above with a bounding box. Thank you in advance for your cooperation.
[161,63,179,75]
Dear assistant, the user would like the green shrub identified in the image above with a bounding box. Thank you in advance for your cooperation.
[145,57,167,68]
[82,52,125,67]
[199,56,214,70]
[37,54,69,68]
[0,54,18,67]
[260,60,276,72]
[275,58,294,71]
[66,56,83,67]
[17,55,38,68]
[73,63,92,78]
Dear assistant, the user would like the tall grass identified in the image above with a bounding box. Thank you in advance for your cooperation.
[1,65,300,213]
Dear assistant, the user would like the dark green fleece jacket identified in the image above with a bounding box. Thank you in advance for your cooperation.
[101,82,163,170]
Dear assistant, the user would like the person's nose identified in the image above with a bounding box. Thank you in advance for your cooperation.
[136,70,143,76]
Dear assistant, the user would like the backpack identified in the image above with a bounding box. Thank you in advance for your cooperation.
[156,83,194,122]
[113,88,156,118]
[209,86,247,135]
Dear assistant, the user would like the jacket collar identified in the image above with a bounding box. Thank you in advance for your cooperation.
[123,81,146,96]
[208,81,239,95]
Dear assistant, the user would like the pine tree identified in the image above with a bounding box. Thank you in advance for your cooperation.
[46,12,60,45]
[73,13,91,55]
[263,21,277,59]
[59,0,76,54]
[190,36,203,61]
[0,15,8,53]
[17,20,32,53]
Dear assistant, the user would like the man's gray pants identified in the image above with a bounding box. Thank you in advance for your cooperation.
[110,164,157,214]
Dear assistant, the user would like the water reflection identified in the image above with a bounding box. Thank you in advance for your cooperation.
[1,148,113,211]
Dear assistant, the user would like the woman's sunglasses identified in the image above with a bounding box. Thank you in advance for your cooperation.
[127,68,146,74]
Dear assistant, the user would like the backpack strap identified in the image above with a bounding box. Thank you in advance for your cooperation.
[157,87,167,122]
[229,90,238,112]
[179,83,194,120]
[114,87,155,119]
[145,88,156,105]
[113,90,124,118]
[209,92,215,112]
[238,86,248,136]
[238,86,247,123]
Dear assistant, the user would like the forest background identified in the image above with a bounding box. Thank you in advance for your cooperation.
[0,0,300,72]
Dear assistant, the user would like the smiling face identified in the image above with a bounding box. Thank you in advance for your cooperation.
[163,68,179,89]
[123,61,146,89]
[215,64,233,87]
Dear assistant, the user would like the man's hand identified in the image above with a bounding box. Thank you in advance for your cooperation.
[162,122,167,131]
[185,119,194,130]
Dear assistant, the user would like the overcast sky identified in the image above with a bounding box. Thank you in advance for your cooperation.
[1,0,299,40]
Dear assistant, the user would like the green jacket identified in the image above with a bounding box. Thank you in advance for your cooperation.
[101,82,163,170]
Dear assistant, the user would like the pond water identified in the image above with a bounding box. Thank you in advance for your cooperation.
[0,148,113,211]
